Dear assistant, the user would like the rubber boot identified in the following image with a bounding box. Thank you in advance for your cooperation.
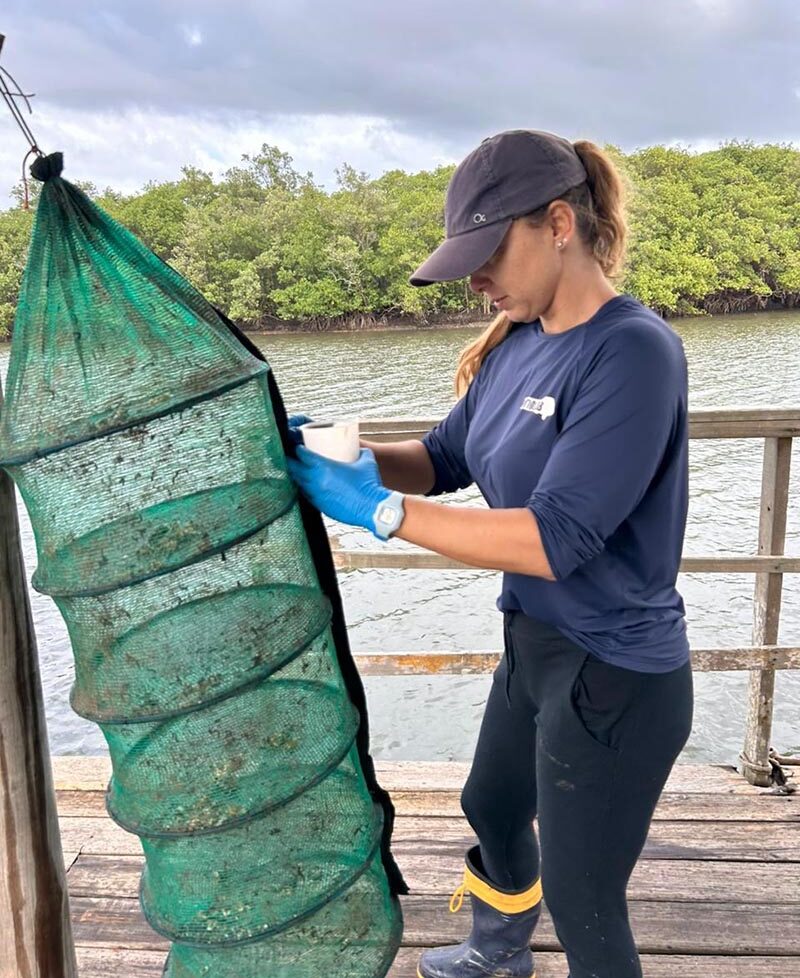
[417,845,541,978]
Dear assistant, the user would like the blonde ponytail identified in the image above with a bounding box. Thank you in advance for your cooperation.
[453,140,628,396]
[454,312,512,398]
[571,140,628,279]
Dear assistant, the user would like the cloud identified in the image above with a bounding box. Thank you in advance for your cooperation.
[182,26,204,48]
[1,0,798,206]
[0,104,456,204]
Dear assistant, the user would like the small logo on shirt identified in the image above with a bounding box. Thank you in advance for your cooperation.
[520,395,556,420]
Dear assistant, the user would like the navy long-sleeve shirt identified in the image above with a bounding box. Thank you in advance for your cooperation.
[422,294,690,673]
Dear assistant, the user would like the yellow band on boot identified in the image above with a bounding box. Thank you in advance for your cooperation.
[449,864,542,915]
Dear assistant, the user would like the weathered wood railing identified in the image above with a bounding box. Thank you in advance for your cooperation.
[337,408,800,788]
[0,373,78,978]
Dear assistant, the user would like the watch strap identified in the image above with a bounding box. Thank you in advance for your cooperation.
[373,490,405,540]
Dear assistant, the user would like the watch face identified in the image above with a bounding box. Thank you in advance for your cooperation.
[374,494,403,538]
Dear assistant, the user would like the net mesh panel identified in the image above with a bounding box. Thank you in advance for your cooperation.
[0,153,405,976]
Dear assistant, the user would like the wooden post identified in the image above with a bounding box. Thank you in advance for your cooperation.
[739,436,792,786]
[0,378,78,978]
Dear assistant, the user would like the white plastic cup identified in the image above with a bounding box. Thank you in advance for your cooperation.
[299,419,360,463]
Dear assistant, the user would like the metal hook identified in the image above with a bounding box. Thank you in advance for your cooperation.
[0,35,46,208]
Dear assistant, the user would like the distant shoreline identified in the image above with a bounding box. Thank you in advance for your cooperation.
[251,318,491,337]
[1,300,798,346]
[241,299,800,337]
[239,307,491,337]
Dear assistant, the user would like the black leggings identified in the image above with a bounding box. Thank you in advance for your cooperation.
[460,611,693,978]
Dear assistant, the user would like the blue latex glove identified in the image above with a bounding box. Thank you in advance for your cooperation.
[287,413,313,447]
[286,445,392,538]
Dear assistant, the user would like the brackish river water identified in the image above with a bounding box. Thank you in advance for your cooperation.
[2,308,799,765]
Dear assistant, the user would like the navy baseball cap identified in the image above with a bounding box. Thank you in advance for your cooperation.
[409,130,588,287]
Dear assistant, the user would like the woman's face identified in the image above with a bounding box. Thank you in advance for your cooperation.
[468,214,564,324]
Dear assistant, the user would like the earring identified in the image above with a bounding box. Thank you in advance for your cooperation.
[557,240,566,249]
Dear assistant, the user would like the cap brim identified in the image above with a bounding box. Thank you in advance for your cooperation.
[409,218,512,287]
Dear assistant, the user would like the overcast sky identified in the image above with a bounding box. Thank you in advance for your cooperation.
[1,0,799,207]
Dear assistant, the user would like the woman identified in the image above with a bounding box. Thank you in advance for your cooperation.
[287,129,694,978]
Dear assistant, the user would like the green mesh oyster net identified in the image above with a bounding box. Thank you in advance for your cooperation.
[0,152,406,977]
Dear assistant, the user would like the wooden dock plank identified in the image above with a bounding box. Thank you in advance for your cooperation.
[68,893,798,957]
[65,851,800,905]
[55,786,799,821]
[388,790,798,821]
[57,813,800,861]
[73,946,800,978]
[390,949,800,978]
[400,896,799,953]
[391,816,800,861]
[51,757,792,795]
[75,947,165,978]
[372,761,796,796]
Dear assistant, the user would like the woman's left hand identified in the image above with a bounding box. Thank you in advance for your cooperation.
[287,445,392,537]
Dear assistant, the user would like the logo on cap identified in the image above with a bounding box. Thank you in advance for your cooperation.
[472,213,487,224]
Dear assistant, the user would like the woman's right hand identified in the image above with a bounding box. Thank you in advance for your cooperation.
[287,414,313,446]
